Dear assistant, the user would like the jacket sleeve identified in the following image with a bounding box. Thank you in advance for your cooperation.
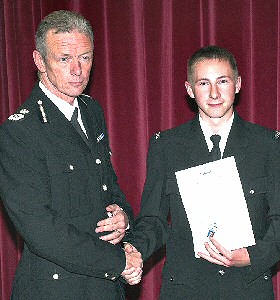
[0,120,126,280]
[124,135,170,260]
[246,138,280,282]
[93,100,134,227]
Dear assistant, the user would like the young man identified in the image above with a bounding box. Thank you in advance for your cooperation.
[125,46,280,299]
[0,10,141,299]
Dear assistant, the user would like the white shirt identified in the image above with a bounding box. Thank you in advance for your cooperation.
[39,82,88,136]
[199,113,234,158]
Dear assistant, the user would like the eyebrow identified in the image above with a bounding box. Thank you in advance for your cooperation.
[59,50,94,57]
[195,75,231,83]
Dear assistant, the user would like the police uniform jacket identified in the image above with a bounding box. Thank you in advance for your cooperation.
[0,82,134,300]
[127,113,280,300]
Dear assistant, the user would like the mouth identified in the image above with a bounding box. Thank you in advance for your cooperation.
[208,103,223,108]
[69,81,84,87]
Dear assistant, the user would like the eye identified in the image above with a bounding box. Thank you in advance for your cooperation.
[198,81,209,86]
[80,55,93,63]
[218,78,229,84]
[60,57,69,63]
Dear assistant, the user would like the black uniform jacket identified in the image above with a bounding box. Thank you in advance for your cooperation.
[127,114,280,300]
[0,83,134,300]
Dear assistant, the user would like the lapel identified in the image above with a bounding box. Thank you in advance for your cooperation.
[29,83,90,151]
[78,97,100,147]
[186,117,212,166]
[223,113,248,164]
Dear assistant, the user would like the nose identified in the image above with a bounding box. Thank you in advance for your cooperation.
[209,84,220,99]
[70,59,82,76]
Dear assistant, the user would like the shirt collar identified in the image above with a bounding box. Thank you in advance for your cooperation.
[199,112,234,157]
[39,81,78,121]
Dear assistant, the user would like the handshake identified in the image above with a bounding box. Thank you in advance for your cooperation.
[121,243,143,285]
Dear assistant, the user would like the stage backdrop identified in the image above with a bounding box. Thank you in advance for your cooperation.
[1,1,280,299]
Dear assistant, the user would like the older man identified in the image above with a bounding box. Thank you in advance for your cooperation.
[0,10,141,300]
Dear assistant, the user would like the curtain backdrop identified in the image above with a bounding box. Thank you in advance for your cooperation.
[1,1,280,299]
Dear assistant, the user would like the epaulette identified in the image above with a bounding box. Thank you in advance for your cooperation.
[8,108,30,122]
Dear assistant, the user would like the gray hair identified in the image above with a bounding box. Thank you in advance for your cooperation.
[35,10,94,59]
[187,45,239,84]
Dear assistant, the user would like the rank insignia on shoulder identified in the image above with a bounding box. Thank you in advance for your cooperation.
[19,108,29,115]
[155,132,161,140]
[8,113,25,121]
[8,107,29,121]
[275,131,280,139]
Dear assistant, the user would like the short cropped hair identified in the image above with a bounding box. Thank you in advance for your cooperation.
[187,46,239,84]
[35,10,94,59]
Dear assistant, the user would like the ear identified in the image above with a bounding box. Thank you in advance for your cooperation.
[185,81,195,98]
[33,50,46,73]
[235,76,241,94]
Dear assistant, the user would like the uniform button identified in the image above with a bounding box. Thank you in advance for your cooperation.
[96,159,102,164]
[53,273,59,280]
[218,270,225,276]
[102,184,108,191]
[249,189,255,195]
[69,165,74,170]
[264,275,269,280]
[104,273,109,278]
[169,276,174,282]
[111,276,116,280]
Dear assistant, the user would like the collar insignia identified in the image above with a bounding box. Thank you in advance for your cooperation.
[155,132,161,140]
[97,132,105,142]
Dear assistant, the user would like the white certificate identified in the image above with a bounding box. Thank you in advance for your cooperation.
[175,156,255,258]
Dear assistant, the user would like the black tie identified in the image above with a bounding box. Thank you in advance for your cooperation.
[70,107,88,143]
[210,134,221,161]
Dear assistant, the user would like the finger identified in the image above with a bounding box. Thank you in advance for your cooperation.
[124,243,136,253]
[197,252,227,267]
[96,217,113,228]
[106,204,119,211]
[96,221,125,233]
[99,231,125,243]
[122,268,142,279]
[207,240,232,262]
[127,275,142,285]
[209,237,229,256]
[122,267,136,276]
[106,204,122,216]
[95,224,114,233]
[126,271,142,285]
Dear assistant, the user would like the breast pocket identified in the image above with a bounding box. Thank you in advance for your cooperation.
[242,176,269,233]
[47,155,95,218]
[242,176,268,199]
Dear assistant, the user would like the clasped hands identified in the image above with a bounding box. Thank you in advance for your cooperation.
[198,236,251,268]
[95,204,128,245]
[95,204,143,284]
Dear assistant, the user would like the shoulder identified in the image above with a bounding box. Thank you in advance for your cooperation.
[0,85,49,139]
[2,100,38,132]
[150,119,195,140]
[149,119,195,147]
[241,119,279,141]
[79,94,105,117]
